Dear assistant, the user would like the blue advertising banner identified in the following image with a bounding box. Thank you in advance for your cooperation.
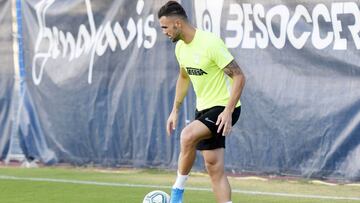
[0,0,15,159]
[1,0,359,180]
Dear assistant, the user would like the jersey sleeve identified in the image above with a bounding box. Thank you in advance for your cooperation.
[175,42,184,69]
[209,37,234,69]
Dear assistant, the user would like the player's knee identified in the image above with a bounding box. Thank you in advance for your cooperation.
[205,160,217,171]
[205,159,223,176]
[180,128,196,148]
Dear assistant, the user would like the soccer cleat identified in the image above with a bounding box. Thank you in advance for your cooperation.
[170,188,184,203]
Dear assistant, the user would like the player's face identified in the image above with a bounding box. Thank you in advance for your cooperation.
[159,16,182,43]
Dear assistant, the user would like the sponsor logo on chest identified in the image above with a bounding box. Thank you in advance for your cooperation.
[186,67,208,76]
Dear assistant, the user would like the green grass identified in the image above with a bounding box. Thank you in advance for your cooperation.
[0,167,359,203]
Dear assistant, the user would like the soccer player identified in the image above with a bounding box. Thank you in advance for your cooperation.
[158,1,245,203]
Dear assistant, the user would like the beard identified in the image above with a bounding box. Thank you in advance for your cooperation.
[171,26,181,43]
[172,34,181,43]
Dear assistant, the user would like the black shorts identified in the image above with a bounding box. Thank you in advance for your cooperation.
[195,106,241,150]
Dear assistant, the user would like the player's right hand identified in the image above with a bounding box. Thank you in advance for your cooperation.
[166,111,178,136]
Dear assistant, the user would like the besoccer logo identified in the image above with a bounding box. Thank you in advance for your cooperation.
[194,0,224,37]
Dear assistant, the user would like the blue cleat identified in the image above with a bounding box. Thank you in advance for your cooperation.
[170,188,184,203]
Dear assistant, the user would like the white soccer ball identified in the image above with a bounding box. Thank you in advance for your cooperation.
[142,190,170,203]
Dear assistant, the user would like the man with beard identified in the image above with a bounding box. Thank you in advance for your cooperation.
[158,1,246,203]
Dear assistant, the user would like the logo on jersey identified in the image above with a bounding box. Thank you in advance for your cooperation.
[194,0,224,37]
[186,67,208,76]
[194,54,200,65]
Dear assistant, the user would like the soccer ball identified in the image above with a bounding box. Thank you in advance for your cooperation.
[142,190,170,203]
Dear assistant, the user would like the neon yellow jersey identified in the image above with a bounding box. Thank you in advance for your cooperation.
[175,29,241,111]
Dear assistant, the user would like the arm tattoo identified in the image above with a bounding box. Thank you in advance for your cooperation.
[174,101,182,110]
[223,60,243,78]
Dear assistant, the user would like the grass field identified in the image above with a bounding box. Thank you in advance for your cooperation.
[0,166,359,203]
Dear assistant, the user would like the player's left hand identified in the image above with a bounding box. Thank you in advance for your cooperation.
[216,109,232,136]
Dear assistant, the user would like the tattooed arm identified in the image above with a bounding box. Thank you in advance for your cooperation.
[216,60,246,135]
[223,60,246,112]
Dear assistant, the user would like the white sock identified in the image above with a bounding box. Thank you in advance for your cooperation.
[225,202,232,203]
[172,171,189,189]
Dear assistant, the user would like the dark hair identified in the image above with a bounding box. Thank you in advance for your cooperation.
[158,1,187,19]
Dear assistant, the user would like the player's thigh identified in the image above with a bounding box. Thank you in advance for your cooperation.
[181,120,212,143]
